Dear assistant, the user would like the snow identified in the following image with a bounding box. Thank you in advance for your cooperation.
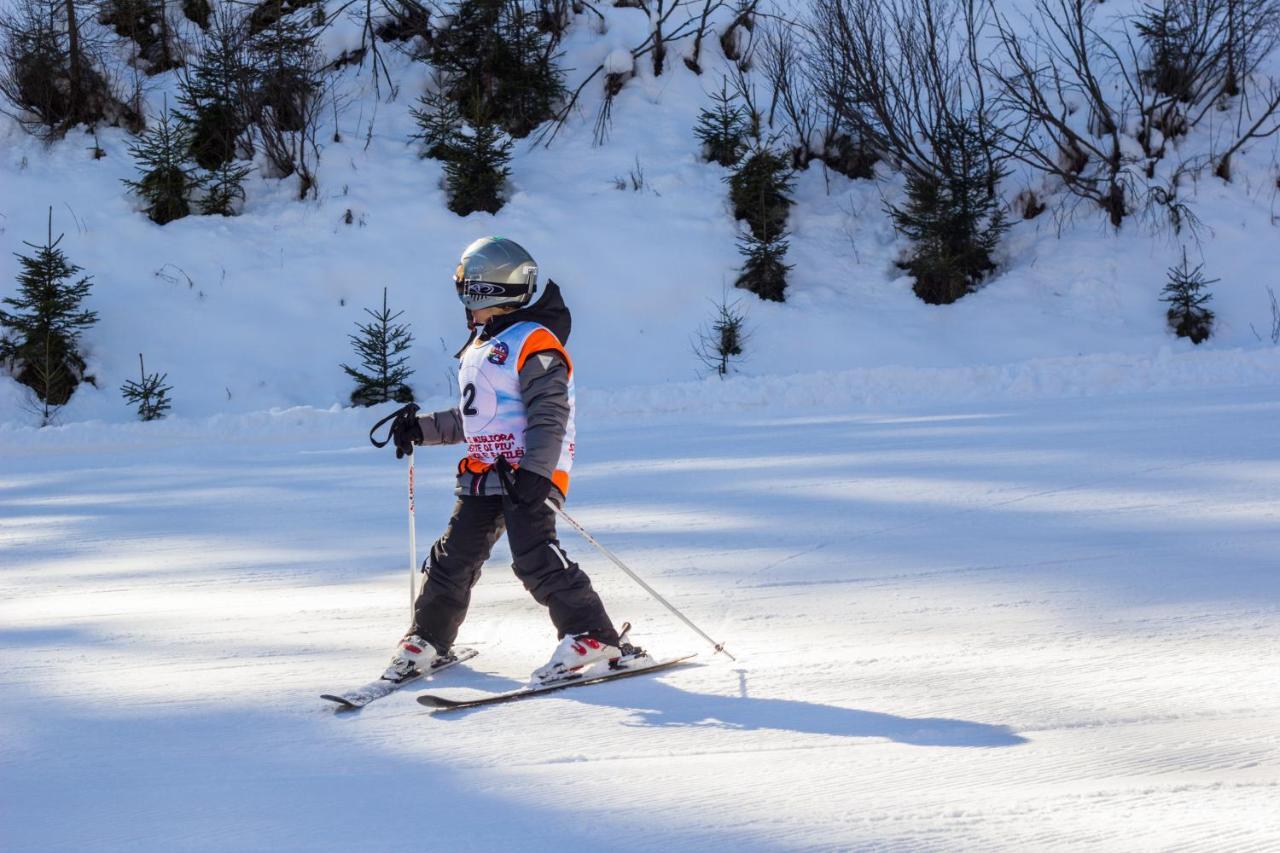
[3,387,1279,850]
[605,47,635,76]
[3,0,1280,847]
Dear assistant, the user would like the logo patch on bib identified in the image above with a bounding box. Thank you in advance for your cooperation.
[487,340,510,366]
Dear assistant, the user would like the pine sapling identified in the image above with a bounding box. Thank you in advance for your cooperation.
[1135,1,1197,102]
[735,231,792,302]
[123,110,205,224]
[410,87,462,160]
[200,159,252,215]
[887,117,1007,305]
[177,9,253,170]
[728,145,794,242]
[443,118,512,216]
[0,210,98,419]
[430,0,565,136]
[1161,247,1216,344]
[120,352,172,420]
[694,293,748,377]
[694,79,748,167]
[342,287,416,406]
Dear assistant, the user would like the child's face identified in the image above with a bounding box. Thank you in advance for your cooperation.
[472,306,511,324]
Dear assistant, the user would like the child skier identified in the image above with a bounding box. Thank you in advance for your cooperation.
[383,236,636,684]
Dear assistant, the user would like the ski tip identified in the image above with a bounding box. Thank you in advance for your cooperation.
[416,694,464,709]
[320,694,359,709]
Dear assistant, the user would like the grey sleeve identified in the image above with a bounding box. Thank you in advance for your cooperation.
[518,352,570,480]
[416,408,465,445]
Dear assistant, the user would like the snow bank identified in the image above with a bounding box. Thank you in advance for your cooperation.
[4,346,1277,448]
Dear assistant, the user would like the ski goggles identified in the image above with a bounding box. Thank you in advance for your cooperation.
[454,266,533,310]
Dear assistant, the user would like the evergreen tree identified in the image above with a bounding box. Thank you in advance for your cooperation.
[342,287,416,407]
[1161,247,1216,343]
[443,119,512,216]
[431,0,564,137]
[410,87,462,160]
[200,159,251,215]
[123,110,204,224]
[694,79,748,167]
[735,231,791,302]
[694,293,748,377]
[0,211,98,419]
[1135,1,1199,101]
[249,13,319,134]
[120,352,172,420]
[887,117,1007,305]
[246,11,325,193]
[727,145,794,242]
[177,9,252,170]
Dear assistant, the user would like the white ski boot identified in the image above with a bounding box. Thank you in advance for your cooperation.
[532,623,647,684]
[383,634,450,682]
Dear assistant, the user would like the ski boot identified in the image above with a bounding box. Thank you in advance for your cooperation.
[383,634,452,683]
[532,622,647,684]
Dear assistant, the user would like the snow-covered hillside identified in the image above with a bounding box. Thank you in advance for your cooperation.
[2,0,1279,424]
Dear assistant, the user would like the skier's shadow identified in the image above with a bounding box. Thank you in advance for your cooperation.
[585,678,1028,747]
[439,668,1026,748]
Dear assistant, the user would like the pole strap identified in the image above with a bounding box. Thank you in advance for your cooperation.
[369,403,421,449]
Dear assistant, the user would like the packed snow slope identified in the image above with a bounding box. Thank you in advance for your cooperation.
[3,386,1279,851]
[2,1,1280,424]
[3,2,1280,850]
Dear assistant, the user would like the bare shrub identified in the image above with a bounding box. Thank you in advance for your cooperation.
[0,0,142,138]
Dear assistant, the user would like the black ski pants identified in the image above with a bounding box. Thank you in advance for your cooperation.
[410,495,618,653]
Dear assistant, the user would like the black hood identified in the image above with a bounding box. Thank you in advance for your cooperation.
[480,280,572,344]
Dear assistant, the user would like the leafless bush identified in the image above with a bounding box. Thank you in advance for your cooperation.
[809,0,1003,182]
[0,0,141,138]
[807,0,1009,303]
[986,0,1280,227]
[1213,77,1280,179]
[373,0,434,43]
[98,0,182,75]
[536,0,737,146]
[1125,0,1280,171]
[755,11,875,176]
[985,0,1137,228]
[1141,156,1208,238]
[1251,285,1280,342]
[248,14,331,198]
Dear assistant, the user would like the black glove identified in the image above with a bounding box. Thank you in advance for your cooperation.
[511,468,553,506]
[390,411,424,459]
[494,456,552,506]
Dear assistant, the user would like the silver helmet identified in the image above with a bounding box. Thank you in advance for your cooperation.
[454,237,538,311]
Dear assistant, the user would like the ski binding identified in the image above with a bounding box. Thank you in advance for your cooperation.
[322,647,479,709]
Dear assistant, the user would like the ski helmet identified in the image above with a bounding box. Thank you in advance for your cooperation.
[454,237,538,311]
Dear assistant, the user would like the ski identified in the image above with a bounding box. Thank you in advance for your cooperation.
[417,654,696,712]
[322,647,479,709]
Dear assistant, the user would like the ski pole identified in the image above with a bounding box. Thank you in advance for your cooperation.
[548,500,735,661]
[367,403,423,620]
[407,447,417,618]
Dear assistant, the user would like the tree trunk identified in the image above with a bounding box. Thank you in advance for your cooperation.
[65,0,83,124]
[651,0,665,77]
